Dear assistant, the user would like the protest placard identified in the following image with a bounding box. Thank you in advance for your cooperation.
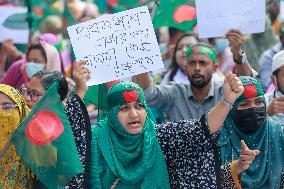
[281,0,284,20]
[195,0,265,38]
[67,6,163,85]
[0,6,29,44]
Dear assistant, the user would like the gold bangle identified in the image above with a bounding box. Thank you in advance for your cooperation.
[230,160,242,189]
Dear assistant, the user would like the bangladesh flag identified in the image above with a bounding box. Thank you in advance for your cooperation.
[10,80,83,189]
[106,0,150,11]
[84,80,120,121]
[26,0,62,30]
[153,0,197,32]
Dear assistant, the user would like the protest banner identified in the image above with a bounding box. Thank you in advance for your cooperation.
[195,0,265,38]
[68,6,163,85]
[280,0,284,20]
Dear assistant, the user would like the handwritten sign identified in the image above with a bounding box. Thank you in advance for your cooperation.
[281,0,284,20]
[195,0,265,38]
[67,6,163,85]
[0,6,29,44]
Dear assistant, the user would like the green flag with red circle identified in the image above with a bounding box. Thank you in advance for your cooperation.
[10,80,83,189]
[153,0,197,32]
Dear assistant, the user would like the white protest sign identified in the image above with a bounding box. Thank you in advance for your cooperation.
[0,6,29,44]
[67,6,163,86]
[281,0,284,20]
[195,0,265,38]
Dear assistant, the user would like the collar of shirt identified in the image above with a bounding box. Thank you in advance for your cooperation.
[187,79,214,101]
[275,89,284,98]
[272,42,283,53]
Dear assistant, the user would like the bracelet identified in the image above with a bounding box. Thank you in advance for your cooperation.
[220,97,233,110]
[230,160,242,189]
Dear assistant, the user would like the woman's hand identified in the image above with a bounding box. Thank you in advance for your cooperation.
[235,140,260,175]
[73,60,90,99]
[225,29,244,60]
[223,72,244,105]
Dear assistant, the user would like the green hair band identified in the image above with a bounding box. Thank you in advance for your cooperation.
[186,44,217,64]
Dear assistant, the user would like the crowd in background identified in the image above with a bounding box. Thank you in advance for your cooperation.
[0,0,284,188]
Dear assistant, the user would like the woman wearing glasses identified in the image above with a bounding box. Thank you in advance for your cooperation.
[19,61,92,189]
[0,84,33,188]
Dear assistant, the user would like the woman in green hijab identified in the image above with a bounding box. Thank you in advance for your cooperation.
[90,73,258,188]
[219,76,284,188]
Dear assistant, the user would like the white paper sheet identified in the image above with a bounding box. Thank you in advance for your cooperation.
[67,6,163,85]
[195,0,265,38]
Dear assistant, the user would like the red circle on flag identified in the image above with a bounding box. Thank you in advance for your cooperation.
[33,6,43,18]
[107,0,117,6]
[173,5,196,24]
[26,110,64,146]
[123,90,138,103]
[192,46,200,53]
[243,84,257,99]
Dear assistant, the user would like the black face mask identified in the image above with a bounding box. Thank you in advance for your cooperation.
[233,106,267,134]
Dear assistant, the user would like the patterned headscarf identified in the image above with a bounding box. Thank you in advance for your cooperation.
[0,84,30,122]
[219,77,284,188]
[186,44,217,64]
[90,81,170,188]
[0,84,33,189]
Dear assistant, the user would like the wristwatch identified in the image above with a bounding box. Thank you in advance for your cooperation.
[233,50,247,64]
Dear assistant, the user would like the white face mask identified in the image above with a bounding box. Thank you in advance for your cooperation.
[25,62,45,79]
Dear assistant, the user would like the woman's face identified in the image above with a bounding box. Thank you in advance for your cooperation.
[117,102,147,134]
[0,92,17,110]
[175,36,197,73]
[237,97,265,110]
[27,49,47,65]
[25,77,45,108]
[0,92,20,124]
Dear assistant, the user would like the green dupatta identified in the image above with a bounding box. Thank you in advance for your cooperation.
[219,77,284,188]
[90,81,170,189]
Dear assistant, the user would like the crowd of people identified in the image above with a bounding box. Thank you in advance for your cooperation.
[0,0,284,188]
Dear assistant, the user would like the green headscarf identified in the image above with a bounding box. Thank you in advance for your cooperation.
[219,77,284,188]
[186,44,217,64]
[90,81,170,189]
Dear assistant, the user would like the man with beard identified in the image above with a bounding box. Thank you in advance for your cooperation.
[133,29,253,121]
[265,50,284,123]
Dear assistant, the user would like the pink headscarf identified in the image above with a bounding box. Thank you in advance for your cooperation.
[38,33,59,45]
[0,40,62,89]
[40,41,61,72]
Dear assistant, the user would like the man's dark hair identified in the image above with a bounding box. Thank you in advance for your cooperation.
[273,69,280,77]
[169,27,181,38]
[32,70,68,101]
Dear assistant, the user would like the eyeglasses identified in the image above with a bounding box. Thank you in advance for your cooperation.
[20,88,43,102]
[0,103,18,111]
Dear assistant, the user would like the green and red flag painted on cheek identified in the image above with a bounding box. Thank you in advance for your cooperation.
[153,0,197,32]
[10,80,83,189]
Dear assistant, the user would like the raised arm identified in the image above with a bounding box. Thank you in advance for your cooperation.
[73,60,90,99]
[225,29,253,76]
[208,72,243,134]
[132,72,151,90]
